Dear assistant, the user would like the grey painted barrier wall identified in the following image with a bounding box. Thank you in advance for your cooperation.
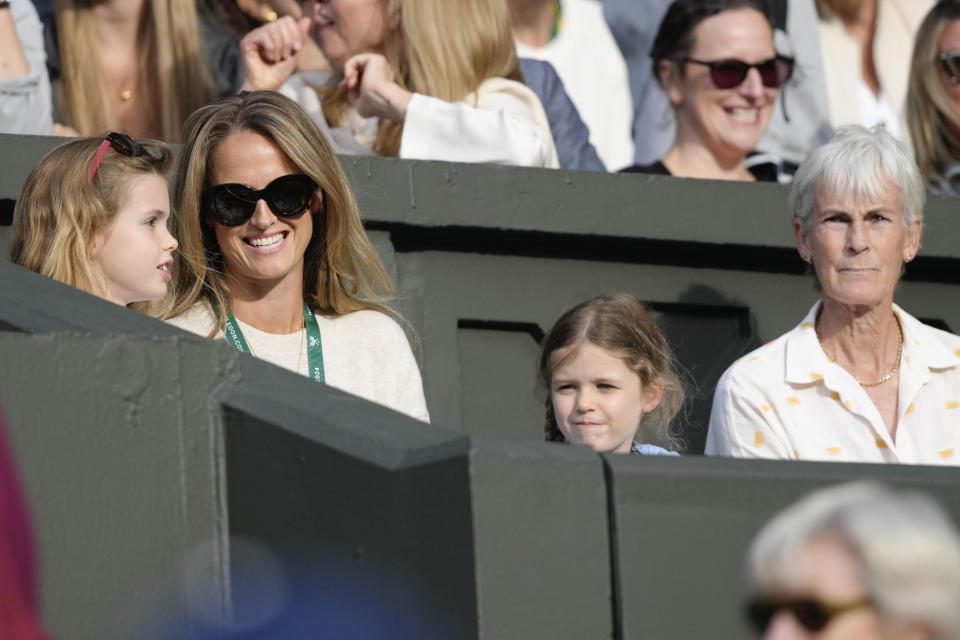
[3,268,960,639]
[4,134,960,638]
[4,133,960,453]
[0,263,613,639]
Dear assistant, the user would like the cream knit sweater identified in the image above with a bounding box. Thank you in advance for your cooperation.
[167,302,430,423]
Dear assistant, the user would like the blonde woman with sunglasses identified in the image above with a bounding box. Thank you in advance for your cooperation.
[622,0,793,181]
[164,91,429,422]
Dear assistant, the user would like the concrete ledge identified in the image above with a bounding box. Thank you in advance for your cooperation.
[605,454,960,639]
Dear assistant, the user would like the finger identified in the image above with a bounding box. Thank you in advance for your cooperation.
[241,24,279,60]
[246,28,280,62]
[342,56,360,81]
[278,15,304,54]
[297,16,311,40]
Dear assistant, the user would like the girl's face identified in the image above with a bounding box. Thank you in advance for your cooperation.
[208,129,315,295]
[550,343,664,454]
[309,0,393,73]
[92,172,177,306]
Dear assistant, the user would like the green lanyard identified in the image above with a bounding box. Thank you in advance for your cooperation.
[220,300,325,383]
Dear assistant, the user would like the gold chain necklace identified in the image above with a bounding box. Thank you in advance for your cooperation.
[816,315,903,387]
[295,320,306,374]
[240,319,306,365]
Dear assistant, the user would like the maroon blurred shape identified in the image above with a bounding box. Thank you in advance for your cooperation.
[0,412,50,639]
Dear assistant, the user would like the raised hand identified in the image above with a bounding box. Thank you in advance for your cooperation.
[340,53,412,122]
[240,16,311,92]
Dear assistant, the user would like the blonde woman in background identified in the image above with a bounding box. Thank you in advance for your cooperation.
[238,0,559,167]
[165,91,429,421]
[907,0,960,195]
[49,0,242,140]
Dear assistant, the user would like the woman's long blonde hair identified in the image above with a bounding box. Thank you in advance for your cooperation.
[55,0,214,141]
[322,0,523,156]
[907,1,960,191]
[165,91,393,332]
[10,136,173,304]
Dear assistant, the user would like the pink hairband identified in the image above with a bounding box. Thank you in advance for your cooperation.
[89,132,141,178]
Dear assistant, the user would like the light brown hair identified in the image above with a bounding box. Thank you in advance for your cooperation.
[537,294,686,451]
[165,91,393,332]
[55,0,214,141]
[11,136,173,306]
[906,1,960,191]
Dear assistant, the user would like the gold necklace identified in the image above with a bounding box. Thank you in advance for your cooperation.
[816,315,903,387]
[240,319,306,365]
[295,320,306,374]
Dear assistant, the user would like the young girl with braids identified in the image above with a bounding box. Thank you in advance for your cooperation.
[538,294,684,456]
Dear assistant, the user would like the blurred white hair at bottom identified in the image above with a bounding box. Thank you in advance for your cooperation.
[748,482,960,640]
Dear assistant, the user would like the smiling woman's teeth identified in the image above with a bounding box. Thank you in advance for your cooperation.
[249,233,284,248]
[730,108,759,123]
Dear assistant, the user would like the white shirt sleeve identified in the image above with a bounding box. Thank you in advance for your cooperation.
[399,77,560,168]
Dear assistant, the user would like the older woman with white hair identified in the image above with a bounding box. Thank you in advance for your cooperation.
[745,482,960,639]
[706,124,960,463]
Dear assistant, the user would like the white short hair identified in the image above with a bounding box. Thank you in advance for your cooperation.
[748,482,960,640]
[789,125,926,229]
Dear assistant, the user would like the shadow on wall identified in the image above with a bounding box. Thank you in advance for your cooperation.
[652,284,763,454]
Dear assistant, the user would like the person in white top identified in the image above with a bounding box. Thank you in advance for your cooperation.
[164,91,429,422]
[707,124,960,464]
[236,0,559,168]
[508,0,634,170]
[816,0,934,142]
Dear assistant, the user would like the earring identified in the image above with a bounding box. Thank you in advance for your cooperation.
[905,254,912,262]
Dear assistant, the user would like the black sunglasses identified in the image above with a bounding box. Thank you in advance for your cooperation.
[939,49,960,84]
[745,596,871,634]
[203,173,320,227]
[90,132,153,178]
[684,55,794,90]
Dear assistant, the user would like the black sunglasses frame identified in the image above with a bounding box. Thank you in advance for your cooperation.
[939,49,960,84]
[90,131,157,178]
[203,173,322,227]
[684,55,795,90]
[745,596,871,634]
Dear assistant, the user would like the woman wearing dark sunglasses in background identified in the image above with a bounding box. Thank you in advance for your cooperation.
[907,1,960,196]
[745,482,960,640]
[622,0,793,181]
[164,90,429,422]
